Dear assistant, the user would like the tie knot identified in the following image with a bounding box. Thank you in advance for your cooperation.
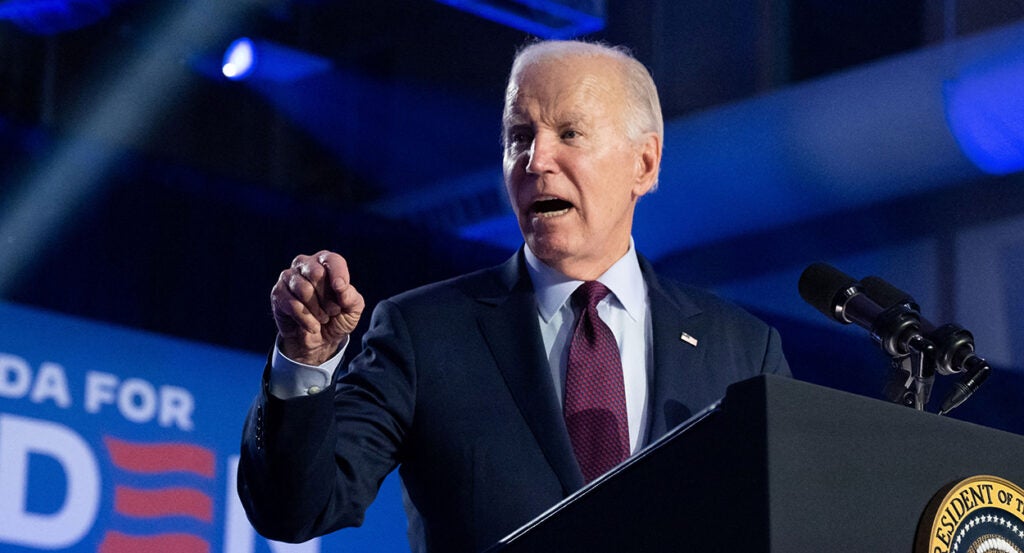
[572,281,611,309]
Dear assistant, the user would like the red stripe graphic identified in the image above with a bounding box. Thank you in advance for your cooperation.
[113,485,213,522]
[104,436,215,477]
[99,531,209,553]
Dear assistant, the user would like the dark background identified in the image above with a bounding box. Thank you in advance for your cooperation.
[2,0,1023,433]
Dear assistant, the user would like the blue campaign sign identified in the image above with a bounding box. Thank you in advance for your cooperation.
[0,301,409,552]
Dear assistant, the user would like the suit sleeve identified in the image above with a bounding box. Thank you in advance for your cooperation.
[763,325,792,378]
[237,299,416,543]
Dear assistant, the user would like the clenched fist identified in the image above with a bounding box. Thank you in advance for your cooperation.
[270,250,365,366]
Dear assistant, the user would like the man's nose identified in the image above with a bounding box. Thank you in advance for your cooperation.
[525,134,556,174]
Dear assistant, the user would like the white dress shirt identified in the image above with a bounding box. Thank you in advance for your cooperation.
[270,242,652,452]
[522,242,651,453]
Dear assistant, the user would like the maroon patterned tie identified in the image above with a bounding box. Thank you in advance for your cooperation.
[564,281,629,483]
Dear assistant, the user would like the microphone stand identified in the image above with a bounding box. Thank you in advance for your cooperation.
[878,316,991,414]
[883,350,935,410]
[872,304,936,411]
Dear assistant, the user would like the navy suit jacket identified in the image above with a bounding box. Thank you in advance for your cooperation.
[239,251,790,552]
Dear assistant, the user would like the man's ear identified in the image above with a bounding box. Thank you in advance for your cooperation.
[632,132,662,198]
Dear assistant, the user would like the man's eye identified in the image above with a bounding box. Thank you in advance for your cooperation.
[561,130,579,140]
[508,132,532,146]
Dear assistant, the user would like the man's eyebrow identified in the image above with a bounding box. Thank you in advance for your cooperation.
[502,112,529,129]
[502,120,524,134]
[503,110,590,126]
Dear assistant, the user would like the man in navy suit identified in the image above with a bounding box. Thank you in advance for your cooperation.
[238,40,790,552]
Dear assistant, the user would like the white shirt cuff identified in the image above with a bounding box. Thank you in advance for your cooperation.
[269,337,348,399]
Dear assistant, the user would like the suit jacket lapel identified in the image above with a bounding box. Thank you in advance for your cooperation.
[472,252,713,490]
[475,252,585,495]
[639,256,710,445]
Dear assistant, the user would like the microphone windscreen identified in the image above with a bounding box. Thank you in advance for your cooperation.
[798,262,857,321]
[860,276,918,311]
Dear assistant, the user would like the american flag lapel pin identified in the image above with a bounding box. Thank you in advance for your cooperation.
[679,332,698,347]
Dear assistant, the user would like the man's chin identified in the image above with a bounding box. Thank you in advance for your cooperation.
[525,236,573,264]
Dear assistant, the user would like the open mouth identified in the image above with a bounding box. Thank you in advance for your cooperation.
[530,198,573,217]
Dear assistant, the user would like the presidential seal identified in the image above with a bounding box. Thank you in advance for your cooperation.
[917,475,1024,553]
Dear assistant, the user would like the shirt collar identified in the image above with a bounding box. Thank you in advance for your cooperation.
[524,240,646,324]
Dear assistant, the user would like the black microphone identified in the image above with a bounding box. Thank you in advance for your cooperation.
[858,275,992,414]
[859,276,980,376]
[857,275,921,315]
[798,263,933,358]
[939,362,991,415]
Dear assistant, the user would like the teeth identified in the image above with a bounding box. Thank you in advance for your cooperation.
[536,208,569,218]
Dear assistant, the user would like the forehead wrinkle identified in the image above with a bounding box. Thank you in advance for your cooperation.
[503,81,609,133]
[573,74,618,125]
[503,54,632,141]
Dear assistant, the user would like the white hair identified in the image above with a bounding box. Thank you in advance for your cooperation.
[505,40,664,146]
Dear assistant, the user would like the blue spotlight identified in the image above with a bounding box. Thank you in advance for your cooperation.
[1,1,263,293]
[219,38,331,82]
[944,53,1024,175]
[222,37,256,80]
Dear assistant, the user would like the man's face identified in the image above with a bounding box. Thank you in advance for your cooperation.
[502,54,659,280]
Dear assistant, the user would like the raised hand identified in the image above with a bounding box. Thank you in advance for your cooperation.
[270,250,365,365]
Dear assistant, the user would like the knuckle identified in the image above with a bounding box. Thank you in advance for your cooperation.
[298,262,324,282]
[286,273,305,290]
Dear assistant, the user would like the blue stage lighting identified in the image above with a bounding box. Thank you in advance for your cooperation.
[222,37,255,80]
[219,38,330,82]
[945,53,1024,175]
[433,0,604,39]
[1,1,260,293]
[0,0,112,35]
